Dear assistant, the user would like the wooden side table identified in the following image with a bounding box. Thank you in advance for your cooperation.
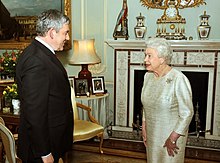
[0,111,20,134]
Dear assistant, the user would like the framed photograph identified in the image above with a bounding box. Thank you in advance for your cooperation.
[74,78,89,96]
[0,0,71,50]
[68,76,75,88]
[91,76,105,94]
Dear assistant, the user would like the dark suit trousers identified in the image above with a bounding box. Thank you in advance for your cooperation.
[22,149,60,163]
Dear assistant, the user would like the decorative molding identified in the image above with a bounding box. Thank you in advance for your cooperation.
[115,51,129,126]
[80,0,85,39]
[78,0,107,74]
[186,52,215,66]
[130,51,145,64]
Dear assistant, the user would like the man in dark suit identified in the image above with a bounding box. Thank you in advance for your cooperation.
[16,9,73,163]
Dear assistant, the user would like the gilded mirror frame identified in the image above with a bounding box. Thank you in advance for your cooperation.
[0,0,72,50]
[140,0,206,9]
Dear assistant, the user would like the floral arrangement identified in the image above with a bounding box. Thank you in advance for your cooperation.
[0,50,21,79]
[3,83,19,99]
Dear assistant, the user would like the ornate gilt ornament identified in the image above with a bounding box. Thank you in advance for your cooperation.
[140,0,206,40]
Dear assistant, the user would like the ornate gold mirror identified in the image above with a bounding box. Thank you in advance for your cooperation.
[0,0,71,50]
[140,0,206,9]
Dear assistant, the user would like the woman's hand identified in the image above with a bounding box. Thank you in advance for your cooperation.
[163,138,179,157]
[142,121,147,147]
[163,131,180,157]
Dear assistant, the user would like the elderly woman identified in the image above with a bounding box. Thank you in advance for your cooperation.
[141,37,194,163]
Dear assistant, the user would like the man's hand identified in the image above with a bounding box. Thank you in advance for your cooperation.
[42,153,54,163]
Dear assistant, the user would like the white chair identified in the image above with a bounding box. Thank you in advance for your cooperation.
[0,119,21,163]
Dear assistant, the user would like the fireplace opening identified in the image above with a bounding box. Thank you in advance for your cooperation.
[133,70,209,136]
[183,71,209,136]
[133,70,146,128]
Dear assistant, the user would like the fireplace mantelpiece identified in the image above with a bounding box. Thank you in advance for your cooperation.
[105,39,220,50]
[106,39,220,141]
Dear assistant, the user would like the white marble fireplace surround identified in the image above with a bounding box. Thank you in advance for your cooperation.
[106,40,220,141]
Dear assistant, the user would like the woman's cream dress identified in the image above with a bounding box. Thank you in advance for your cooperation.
[141,68,194,163]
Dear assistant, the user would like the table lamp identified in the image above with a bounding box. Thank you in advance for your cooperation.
[69,39,101,90]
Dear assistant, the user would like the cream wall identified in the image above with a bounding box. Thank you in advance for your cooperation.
[64,0,220,77]
[60,0,220,124]
[1,0,219,129]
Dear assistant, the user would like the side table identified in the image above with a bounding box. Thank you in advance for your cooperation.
[75,93,110,137]
[0,111,20,134]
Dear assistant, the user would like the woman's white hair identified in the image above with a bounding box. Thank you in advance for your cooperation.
[145,37,173,64]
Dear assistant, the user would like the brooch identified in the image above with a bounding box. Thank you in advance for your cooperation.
[166,78,173,84]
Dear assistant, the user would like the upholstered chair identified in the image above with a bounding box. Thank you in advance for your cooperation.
[0,117,18,141]
[0,121,22,163]
[71,87,104,153]
[0,117,5,125]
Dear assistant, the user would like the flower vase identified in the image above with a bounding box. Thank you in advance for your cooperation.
[4,97,11,107]
[12,99,20,115]
[3,97,12,113]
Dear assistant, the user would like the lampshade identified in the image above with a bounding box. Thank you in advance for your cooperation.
[69,39,101,65]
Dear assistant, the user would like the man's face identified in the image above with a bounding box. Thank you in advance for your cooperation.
[53,24,70,51]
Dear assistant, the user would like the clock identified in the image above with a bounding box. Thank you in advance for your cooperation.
[140,0,206,40]
[165,6,178,19]
[156,0,186,40]
[163,0,179,20]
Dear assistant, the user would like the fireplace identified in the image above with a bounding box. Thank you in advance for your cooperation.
[106,40,220,141]
[133,69,210,136]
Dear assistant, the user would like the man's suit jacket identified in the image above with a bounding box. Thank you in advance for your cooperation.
[16,39,73,161]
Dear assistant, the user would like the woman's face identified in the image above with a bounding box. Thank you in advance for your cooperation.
[144,47,163,72]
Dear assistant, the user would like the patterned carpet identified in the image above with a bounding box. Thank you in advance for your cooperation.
[64,149,218,163]
[65,150,146,163]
